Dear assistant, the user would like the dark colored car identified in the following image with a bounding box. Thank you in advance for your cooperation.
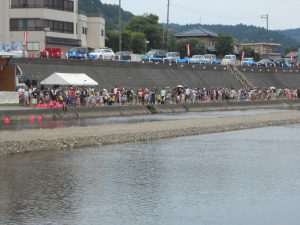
[115,51,132,61]
[67,47,94,59]
[141,49,167,62]
[272,58,294,67]
[257,59,275,67]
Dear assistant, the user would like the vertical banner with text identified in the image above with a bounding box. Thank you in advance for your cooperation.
[24,31,28,47]
[186,44,190,57]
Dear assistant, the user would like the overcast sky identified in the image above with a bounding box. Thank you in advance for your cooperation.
[100,0,300,30]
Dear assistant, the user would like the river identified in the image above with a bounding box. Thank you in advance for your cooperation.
[1,124,300,225]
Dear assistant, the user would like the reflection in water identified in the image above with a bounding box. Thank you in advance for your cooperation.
[1,125,300,225]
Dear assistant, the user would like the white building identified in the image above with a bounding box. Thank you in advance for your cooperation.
[0,0,105,55]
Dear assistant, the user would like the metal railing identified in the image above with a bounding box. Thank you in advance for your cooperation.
[227,64,255,89]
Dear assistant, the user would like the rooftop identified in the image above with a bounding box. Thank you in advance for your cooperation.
[239,42,281,47]
[174,27,218,38]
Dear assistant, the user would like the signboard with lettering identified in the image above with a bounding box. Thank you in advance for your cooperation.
[5,42,11,52]
[14,42,21,51]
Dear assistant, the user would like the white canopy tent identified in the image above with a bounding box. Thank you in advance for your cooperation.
[40,73,98,86]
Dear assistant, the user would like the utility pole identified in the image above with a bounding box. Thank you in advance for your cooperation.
[162,0,170,50]
[261,14,269,59]
[166,0,170,50]
[119,0,122,51]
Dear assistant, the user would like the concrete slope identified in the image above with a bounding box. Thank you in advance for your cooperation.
[11,58,300,89]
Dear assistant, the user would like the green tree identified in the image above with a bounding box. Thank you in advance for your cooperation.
[215,33,235,56]
[240,47,255,58]
[106,30,119,51]
[121,30,132,51]
[125,14,163,49]
[131,32,146,54]
[171,38,206,57]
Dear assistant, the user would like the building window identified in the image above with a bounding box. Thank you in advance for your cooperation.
[27,42,40,51]
[82,27,87,35]
[11,0,74,12]
[10,18,74,34]
[101,29,104,37]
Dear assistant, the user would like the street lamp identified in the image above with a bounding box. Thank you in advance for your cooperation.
[44,27,50,51]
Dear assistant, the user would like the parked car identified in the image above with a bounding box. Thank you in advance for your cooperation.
[141,50,167,62]
[40,48,61,58]
[257,59,276,67]
[221,55,237,65]
[188,55,206,64]
[115,51,132,61]
[273,58,286,67]
[67,47,93,59]
[88,48,115,60]
[273,58,296,67]
[284,58,297,67]
[212,58,222,64]
[163,52,180,63]
[67,47,79,59]
[241,57,257,66]
[203,54,217,64]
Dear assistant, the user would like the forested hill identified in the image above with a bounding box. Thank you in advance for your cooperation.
[282,28,300,43]
[78,0,134,30]
[169,23,299,50]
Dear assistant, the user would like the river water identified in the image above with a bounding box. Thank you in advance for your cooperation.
[1,124,300,225]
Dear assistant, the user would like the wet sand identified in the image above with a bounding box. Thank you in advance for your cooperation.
[1,110,300,155]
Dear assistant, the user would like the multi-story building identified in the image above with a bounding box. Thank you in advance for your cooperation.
[238,42,281,59]
[0,0,105,55]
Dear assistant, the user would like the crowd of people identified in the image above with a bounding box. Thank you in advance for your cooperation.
[17,85,300,108]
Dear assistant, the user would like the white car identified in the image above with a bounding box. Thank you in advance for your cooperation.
[221,55,237,65]
[204,54,217,64]
[88,48,115,60]
[188,55,205,64]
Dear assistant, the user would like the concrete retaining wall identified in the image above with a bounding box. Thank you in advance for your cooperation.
[10,58,300,90]
[1,99,300,122]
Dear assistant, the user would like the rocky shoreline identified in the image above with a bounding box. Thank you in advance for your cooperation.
[1,110,300,155]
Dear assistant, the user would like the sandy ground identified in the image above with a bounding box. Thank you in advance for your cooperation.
[1,110,300,155]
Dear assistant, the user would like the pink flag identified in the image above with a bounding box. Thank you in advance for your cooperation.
[290,52,294,61]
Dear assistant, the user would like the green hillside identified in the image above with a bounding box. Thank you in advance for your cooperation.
[78,0,134,30]
[169,23,299,50]
[282,28,300,43]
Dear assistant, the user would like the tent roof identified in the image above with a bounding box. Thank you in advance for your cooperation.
[40,72,98,86]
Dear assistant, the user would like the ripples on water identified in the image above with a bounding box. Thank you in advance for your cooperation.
[1,124,300,225]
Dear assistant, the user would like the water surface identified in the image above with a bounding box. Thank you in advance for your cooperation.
[1,124,300,225]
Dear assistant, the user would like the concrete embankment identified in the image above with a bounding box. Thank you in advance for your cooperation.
[1,99,300,121]
[10,58,300,89]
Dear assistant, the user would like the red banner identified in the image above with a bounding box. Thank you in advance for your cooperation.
[24,31,28,45]
[186,44,190,57]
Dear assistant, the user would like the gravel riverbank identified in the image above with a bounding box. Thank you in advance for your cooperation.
[1,110,300,155]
